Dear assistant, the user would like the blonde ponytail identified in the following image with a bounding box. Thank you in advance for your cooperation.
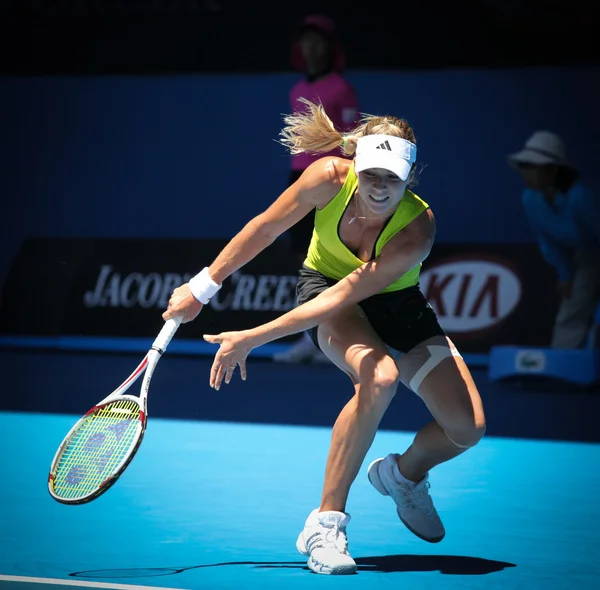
[279,98,359,157]
[278,99,418,178]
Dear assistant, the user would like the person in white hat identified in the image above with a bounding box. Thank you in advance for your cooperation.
[164,98,486,575]
[508,130,600,349]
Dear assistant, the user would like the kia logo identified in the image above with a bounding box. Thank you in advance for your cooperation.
[420,256,522,334]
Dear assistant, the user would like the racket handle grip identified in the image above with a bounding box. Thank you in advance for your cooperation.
[153,316,183,352]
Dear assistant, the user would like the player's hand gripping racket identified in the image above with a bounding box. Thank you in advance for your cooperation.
[48,317,182,504]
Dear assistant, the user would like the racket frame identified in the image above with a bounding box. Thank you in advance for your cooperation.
[48,318,181,504]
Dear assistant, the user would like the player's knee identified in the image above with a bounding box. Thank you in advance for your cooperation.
[357,355,400,409]
[444,419,486,449]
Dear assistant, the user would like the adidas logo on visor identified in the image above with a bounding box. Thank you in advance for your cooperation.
[375,140,392,151]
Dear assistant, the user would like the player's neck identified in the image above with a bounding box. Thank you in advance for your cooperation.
[348,194,395,227]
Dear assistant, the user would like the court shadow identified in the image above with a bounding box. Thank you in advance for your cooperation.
[70,555,516,578]
[356,554,516,574]
[256,555,517,575]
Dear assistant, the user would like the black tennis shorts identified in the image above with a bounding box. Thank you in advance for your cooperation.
[296,266,446,354]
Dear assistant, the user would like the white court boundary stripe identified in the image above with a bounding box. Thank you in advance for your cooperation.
[0,575,187,590]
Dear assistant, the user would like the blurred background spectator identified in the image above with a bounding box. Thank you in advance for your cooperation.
[508,131,600,349]
[273,14,360,365]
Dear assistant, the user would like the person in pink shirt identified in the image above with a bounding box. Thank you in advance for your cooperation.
[275,14,360,364]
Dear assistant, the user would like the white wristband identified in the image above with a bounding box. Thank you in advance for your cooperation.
[188,267,222,304]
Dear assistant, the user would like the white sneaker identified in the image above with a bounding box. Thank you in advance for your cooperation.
[296,509,357,575]
[310,348,331,364]
[273,336,317,364]
[368,454,445,543]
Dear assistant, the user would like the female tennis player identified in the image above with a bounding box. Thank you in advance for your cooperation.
[163,99,486,575]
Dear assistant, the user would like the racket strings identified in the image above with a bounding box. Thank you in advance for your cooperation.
[51,400,141,500]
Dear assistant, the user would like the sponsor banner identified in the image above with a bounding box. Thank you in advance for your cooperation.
[0,238,559,352]
[515,349,548,373]
[0,237,300,342]
[421,244,559,351]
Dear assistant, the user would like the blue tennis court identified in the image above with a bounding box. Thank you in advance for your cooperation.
[1,349,599,590]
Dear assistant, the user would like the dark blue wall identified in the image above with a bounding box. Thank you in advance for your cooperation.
[1,66,599,287]
[2,349,599,442]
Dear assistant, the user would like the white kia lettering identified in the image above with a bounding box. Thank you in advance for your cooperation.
[420,259,521,332]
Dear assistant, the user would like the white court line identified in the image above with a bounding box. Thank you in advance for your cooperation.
[0,575,187,590]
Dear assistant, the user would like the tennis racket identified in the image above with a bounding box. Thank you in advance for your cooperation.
[48,316,182,505]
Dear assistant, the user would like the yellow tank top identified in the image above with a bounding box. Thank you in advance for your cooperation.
[303,165,429,293]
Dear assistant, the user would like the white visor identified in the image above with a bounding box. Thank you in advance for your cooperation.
[354,134,417,181]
